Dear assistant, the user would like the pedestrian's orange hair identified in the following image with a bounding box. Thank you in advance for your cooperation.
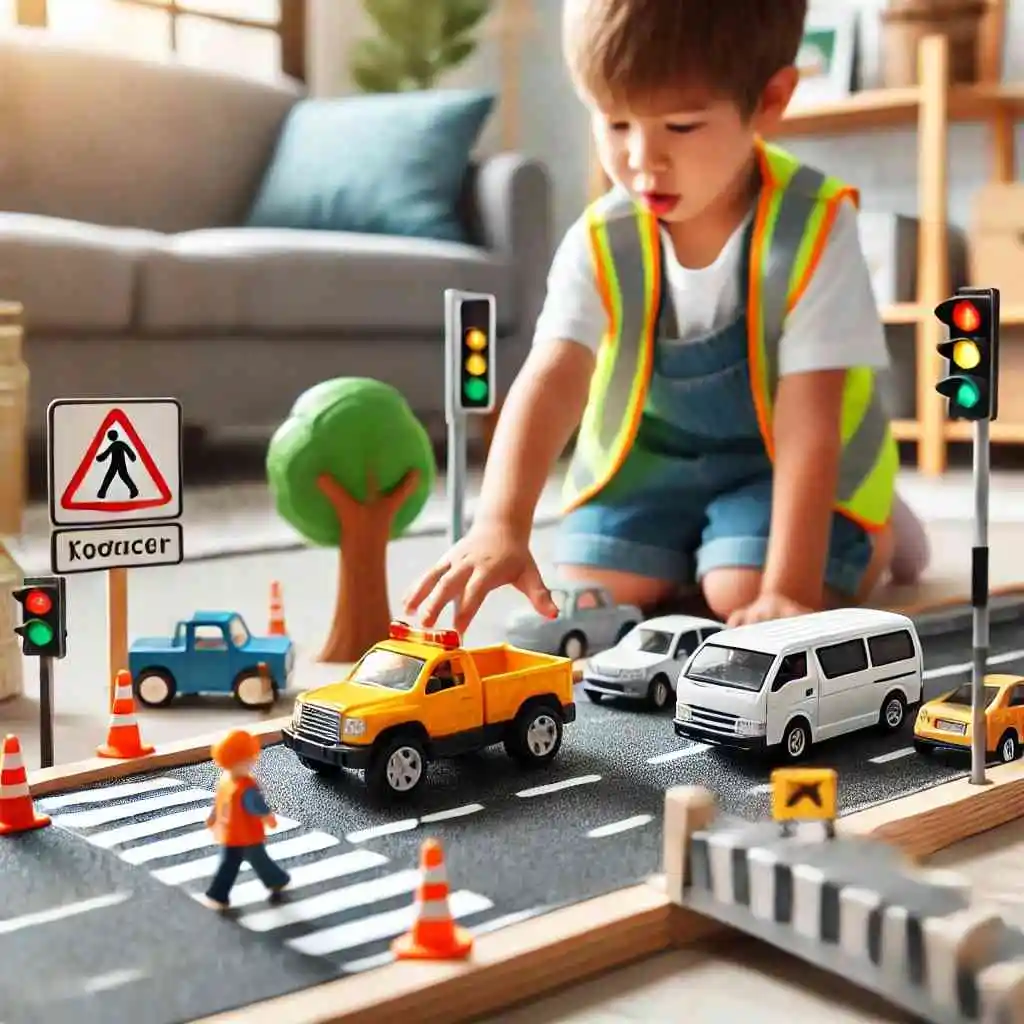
[211,728,261,768]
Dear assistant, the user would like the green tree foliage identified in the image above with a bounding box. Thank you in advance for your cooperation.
[350,0,491,93]
[267,378,435,547]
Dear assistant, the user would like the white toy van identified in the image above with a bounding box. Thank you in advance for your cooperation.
[673,608,923,762]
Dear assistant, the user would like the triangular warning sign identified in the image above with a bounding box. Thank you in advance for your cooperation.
[60,407,172,513]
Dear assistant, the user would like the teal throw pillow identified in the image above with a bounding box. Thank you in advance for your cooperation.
[246,89,495,242]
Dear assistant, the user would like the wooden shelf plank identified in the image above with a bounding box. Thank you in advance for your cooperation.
[879,304,1024,326]
[891,419,921,440]
[944,421,1024,442]
[778,82,1024,138]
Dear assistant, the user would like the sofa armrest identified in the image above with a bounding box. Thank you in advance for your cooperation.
[468,153,552,397]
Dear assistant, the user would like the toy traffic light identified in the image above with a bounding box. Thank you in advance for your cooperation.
[455,294,495,413]
[12,575,66,658]
[935,287,1000,421]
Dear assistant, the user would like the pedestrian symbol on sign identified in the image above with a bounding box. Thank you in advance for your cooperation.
[59,407,172,514]
[96,429,139,500]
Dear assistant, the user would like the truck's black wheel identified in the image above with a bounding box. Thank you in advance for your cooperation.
[366,736,427,798]
[134,669,176,708]
[296,755,338,775]
[504,704,564,767]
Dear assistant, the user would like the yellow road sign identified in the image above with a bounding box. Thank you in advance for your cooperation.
[770,767,837,822]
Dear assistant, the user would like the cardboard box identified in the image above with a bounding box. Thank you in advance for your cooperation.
[969,184,1024,305]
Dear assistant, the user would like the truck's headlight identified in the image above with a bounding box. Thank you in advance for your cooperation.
[735,718,766,736]
[675,704,692,721]
[291,701,302,730]
[342,717,366,738]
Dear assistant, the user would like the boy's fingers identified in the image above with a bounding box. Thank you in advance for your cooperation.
[403,560,452,614]
[454,570,492,635]
[419,564,472,627]
[517,562,557,618]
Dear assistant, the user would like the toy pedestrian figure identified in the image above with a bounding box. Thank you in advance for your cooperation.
[203,728,290,910]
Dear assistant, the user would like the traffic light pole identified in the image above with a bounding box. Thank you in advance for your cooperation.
[970,419,990,785]
[39,655,54,769]
[446,411,467,550]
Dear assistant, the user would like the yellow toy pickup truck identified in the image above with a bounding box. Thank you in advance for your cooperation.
[282,621,577,798]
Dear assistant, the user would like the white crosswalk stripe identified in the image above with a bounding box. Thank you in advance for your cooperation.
[41,775,507,969]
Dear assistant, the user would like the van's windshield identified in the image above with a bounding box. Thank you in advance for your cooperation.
[686,644,776,692]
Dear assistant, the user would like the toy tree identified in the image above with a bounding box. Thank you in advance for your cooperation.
[267,379,435,663]
[350,0,492,93]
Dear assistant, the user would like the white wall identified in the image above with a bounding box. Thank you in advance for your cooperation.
[307,0,1024,245]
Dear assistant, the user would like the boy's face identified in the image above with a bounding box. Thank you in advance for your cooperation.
[588,69,797,225]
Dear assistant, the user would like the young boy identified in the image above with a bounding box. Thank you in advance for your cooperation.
[406,0,929,633]
[203,728,290,910]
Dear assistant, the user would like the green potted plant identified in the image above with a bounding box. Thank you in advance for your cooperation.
[350,0,492,92]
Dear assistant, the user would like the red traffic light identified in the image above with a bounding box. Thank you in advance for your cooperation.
[952,300,981,333]
[25,589,52,615]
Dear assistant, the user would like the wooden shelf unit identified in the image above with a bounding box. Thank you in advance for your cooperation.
[776,2,1021,471]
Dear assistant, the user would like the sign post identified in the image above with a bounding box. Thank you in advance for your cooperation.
[934,287,999,786]
[46,398,184,707]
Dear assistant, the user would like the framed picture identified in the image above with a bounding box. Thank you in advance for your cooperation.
[790,3,859,108]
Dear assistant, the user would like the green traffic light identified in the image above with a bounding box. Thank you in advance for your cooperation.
[464,378,488,402]
[956,380,981,409]
[25,619,53,647]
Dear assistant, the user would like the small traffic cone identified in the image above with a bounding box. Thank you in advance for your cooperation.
[268,581,287,636]
[97,671,155,759]
[393,837,473,960]
[0,734,50,835]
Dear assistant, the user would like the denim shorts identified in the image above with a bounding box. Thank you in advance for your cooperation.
[554,471,874,598]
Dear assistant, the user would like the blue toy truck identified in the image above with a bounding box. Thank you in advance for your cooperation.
[128,611,295,708]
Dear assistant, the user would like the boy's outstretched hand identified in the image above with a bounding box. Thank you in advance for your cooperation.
[404,520,559,635]
[726,591,811,627]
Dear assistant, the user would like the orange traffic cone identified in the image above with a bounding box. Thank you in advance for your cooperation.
[97,671,155,759]
[393,837,473,960]
[0,734,50,835]
[268,581,287,636]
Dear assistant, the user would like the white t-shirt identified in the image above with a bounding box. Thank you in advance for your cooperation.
[532,199,889,377]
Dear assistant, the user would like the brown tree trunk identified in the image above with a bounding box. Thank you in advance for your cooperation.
[315,469,420,663]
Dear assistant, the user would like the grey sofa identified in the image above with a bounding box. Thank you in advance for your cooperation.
[0,29,551,449]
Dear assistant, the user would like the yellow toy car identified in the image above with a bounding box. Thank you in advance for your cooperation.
[913,674,1024,763]
[283,621,577,797]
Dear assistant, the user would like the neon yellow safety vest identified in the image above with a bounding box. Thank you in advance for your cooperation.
[563,140,898,532]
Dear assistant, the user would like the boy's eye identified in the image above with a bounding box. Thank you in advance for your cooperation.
[666,123,704,134]
[607,121,629,132]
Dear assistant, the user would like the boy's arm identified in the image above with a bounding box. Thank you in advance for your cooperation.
[761,369,845,608]
[475,339,595,539]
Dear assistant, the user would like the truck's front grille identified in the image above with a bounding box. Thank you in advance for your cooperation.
[298,703,340,744]
[686,704,740,735]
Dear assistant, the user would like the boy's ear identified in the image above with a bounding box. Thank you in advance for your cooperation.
[752,66,800,134]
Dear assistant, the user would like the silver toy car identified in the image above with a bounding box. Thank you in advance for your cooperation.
[582,614,724,710]
[504,581,643,661]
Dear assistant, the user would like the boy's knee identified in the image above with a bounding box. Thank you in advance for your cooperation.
[701,568,762,620]
[555,564,677,610]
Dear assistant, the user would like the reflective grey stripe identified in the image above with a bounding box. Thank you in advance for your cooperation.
[761,164,827,396]
[836,390,892,504]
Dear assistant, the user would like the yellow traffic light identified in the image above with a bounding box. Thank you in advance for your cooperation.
[952,339,981,369]
[465,353,486,376]
[465,328,487,351]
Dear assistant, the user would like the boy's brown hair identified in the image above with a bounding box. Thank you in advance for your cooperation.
[563,0,807,117]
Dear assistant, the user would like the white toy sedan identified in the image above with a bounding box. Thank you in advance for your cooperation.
[582,614,724,710]
[504,581,643,661]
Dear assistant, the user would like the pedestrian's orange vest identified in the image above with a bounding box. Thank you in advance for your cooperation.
[213,775,266,847]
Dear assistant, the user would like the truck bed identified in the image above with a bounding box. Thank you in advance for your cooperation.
[474,645,574,725]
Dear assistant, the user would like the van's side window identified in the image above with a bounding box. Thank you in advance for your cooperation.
[816,639,868,679]
[771,652,807,691]
[868,629,915,667]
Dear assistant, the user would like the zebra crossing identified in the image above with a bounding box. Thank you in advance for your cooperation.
[35,775,510,972]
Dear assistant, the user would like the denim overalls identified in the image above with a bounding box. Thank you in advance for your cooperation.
[554,221,873,596]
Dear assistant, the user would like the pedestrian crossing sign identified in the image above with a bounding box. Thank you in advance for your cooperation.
[47,398,183,527]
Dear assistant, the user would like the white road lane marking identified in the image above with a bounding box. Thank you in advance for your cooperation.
[52,789,213,829]
[37,778,182,811]
[647,746,709,765]
[150,832,339,886]
[119,817,299,864]
[746,783,774,795]
[89,805,213,848]
[345,819,418,844]
[0,892,130,935]
[925,649,1024,680]
[870,747,914,764]
[515,774,601,798]
[288,890,493,957]
[420,803,484,823]
[586,815,653,838]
